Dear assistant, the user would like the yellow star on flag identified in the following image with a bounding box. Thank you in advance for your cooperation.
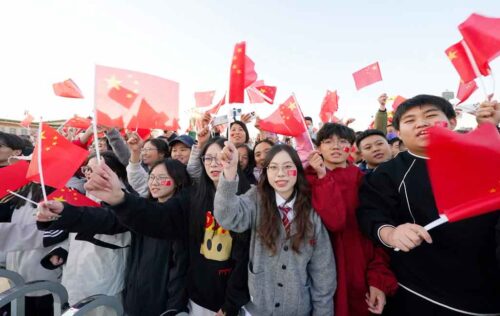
[288,102,297,111]
[259,88,266,93]
[490,188,497,193]
[53,196,66,202]
[105,75,122,90]
[447,50,458,60]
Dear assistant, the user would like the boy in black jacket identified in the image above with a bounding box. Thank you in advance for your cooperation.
[357,95,500,315]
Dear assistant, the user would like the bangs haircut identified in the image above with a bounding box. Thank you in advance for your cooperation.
[393,94,456,130]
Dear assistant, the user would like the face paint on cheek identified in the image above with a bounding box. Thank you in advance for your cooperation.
[160,180,172,187]
[434,121,449,128]
[343,147,350,153]
[287,170,297,176]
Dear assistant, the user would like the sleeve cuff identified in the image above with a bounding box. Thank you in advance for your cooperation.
[377,224,396,248]
[40,246,68,270]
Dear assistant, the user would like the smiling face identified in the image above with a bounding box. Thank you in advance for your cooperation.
[266,151,297,199]
[148,163,175,202]
[397,104,456,156]
[359,135,392,169]
[141,141,164,167]
[203,143,223,184]
[170,142,191,165]
[254,142,272,169]
[230,123,247,146]
[318,135,351,169]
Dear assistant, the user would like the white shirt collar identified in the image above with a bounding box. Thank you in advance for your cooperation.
[407,150,429,160]
[275,192,296,209]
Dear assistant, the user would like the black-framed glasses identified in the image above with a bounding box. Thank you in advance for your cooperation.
[201,155,221,165]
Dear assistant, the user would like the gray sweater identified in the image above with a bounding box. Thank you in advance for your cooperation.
[214,175,336,316]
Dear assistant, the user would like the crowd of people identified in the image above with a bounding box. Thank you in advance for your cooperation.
[0,94,499,316]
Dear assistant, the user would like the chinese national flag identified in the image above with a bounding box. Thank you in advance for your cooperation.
[53,79,84,98]
[391,95,406,111]
[194,91,215,107]
[207,93,226,115]
[127,99,169,130]
[95,110,124,128]
[258,95,307,137]
[64,116,91,130]
[95,65,179,130]
[352,62,382,90]
[26,124,89,189]
[459,14,500,71]
[20,113,34,128]
[0,161,30,199]
[445,41,490,83]
[319,90,339,123]
[229,42,258,103]
[46,187,99,207]
[247,83,277,104]
[427,123,500,222]
[456,80,478,105]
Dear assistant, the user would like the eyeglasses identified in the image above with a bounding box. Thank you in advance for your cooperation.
[201,155,221,165]
[141,147,158,153]
[81,166,93,174]
[148,174,171,184]
[266,164,296,174]
[320,138,351,148]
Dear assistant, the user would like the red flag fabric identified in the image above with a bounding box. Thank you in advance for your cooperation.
[319,90,339,123]
[20,113,34,128]
[194,91,215,107]
[247,85,277,104]
[456,80,478,105]
[352,62,382,90]
[95,65,179,130]
[46,187,99,207]
[391,95,407,111]
[207,93,226,115]
[258,95,307,137]
[64,116,91,130]
[95,110,124,128]
[0,161,30,199]
[53,79,84,98]
[459,13,500,71]
[427,123,500,222]
[126,99,169,130]
[229,42,257,103]
[26,124,89,189]
[445,41,490,83]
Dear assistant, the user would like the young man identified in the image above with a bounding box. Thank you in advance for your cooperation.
[306,123,397,316]
[169,134,194,165]
[355,129,392,174]
[304,116,317,140]
[388,137,405,157]
[357,95,500,315]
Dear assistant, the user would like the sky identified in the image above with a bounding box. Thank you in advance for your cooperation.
[0,0,498,131]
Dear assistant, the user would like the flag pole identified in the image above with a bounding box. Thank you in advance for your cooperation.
[37,118,48,203]
[7,190,38,207]
[394,214,448,251]
[460,41,489,99]
[92,65,102,164]
[292,93,315,150]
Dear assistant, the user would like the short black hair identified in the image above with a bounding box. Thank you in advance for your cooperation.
[355,129,387,148]
[393,94,456,130]
[0,132,25,151]
[316,123,356,145]
[388,137,402,145]
[304,116,313,123]
[145,138,170,158]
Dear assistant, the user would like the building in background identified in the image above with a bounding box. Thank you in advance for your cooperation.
[0,118,65,135]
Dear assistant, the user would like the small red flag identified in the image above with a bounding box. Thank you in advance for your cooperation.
[427,123,500,222]
[108,85,138,109]
[247,84,277,104]
[26,124,89,189]
[258,95,307,137]
[445,41,490,83]
[53,79,84,98]
[456,80,478,105]
[459,13,500,71]
[0,161,30,199]
[319,90,339,123]
[391,95,407,111]
[95,110,124,128]
[229,42,257,103]
[20,113,34,128]
[207,93,226,115]
[352,62,382,90]
[126,99,169,130]
[194,91,216,107]
[64,116,92,130]
[46,187,99,207]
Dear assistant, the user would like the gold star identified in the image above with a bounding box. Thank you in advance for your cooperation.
[105,75,122,90]
[126,93,133,99]
[233,56,237,61]
[287,102,296,111]
[236,69,242,74]
[259,88,266,93]
[447,50,457,60]
[53,196,66,202]
[237,48,243,53]
[52,141,57,145]
[232,64,237,69]
[40,131,46,140]
[45,147,51,151]
[490,188,497,193]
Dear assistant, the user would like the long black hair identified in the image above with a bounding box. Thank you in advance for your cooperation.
[236,143,257,185]
[147,158,191,201]
[190,137,250,244]
[85,151,135,194]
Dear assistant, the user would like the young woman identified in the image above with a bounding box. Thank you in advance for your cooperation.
[214,142,336,315]
[77,137,251,316]
[252,139,273,180]
[228,121,250,147]
[236,143,257,185]
[37,158,191,315]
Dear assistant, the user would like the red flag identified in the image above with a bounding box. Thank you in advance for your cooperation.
[459,13,500,71]
[126,99,169,130]
[207,93,226,115]
[46,187,99,207]
[352,62,382,90]
[108,85,138,109]
[456,80,478,105]
[20,113,34,128]
[194,91,215,107]
[26,124,89,189]
[0,161,30,199]
[445,41,490,83]
[95,110,124,128]
[53,79,84,98]
[391,95,406,111]
[64,116,91,130]
[319,90,339,123]
[258,95,307,137]
[427,123,500,222]
[247,84,277,104]
[229,42,257,103]
[95,65,179,130]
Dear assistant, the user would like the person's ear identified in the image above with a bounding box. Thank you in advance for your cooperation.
[449,117,458,130]
[12,149,22,156]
